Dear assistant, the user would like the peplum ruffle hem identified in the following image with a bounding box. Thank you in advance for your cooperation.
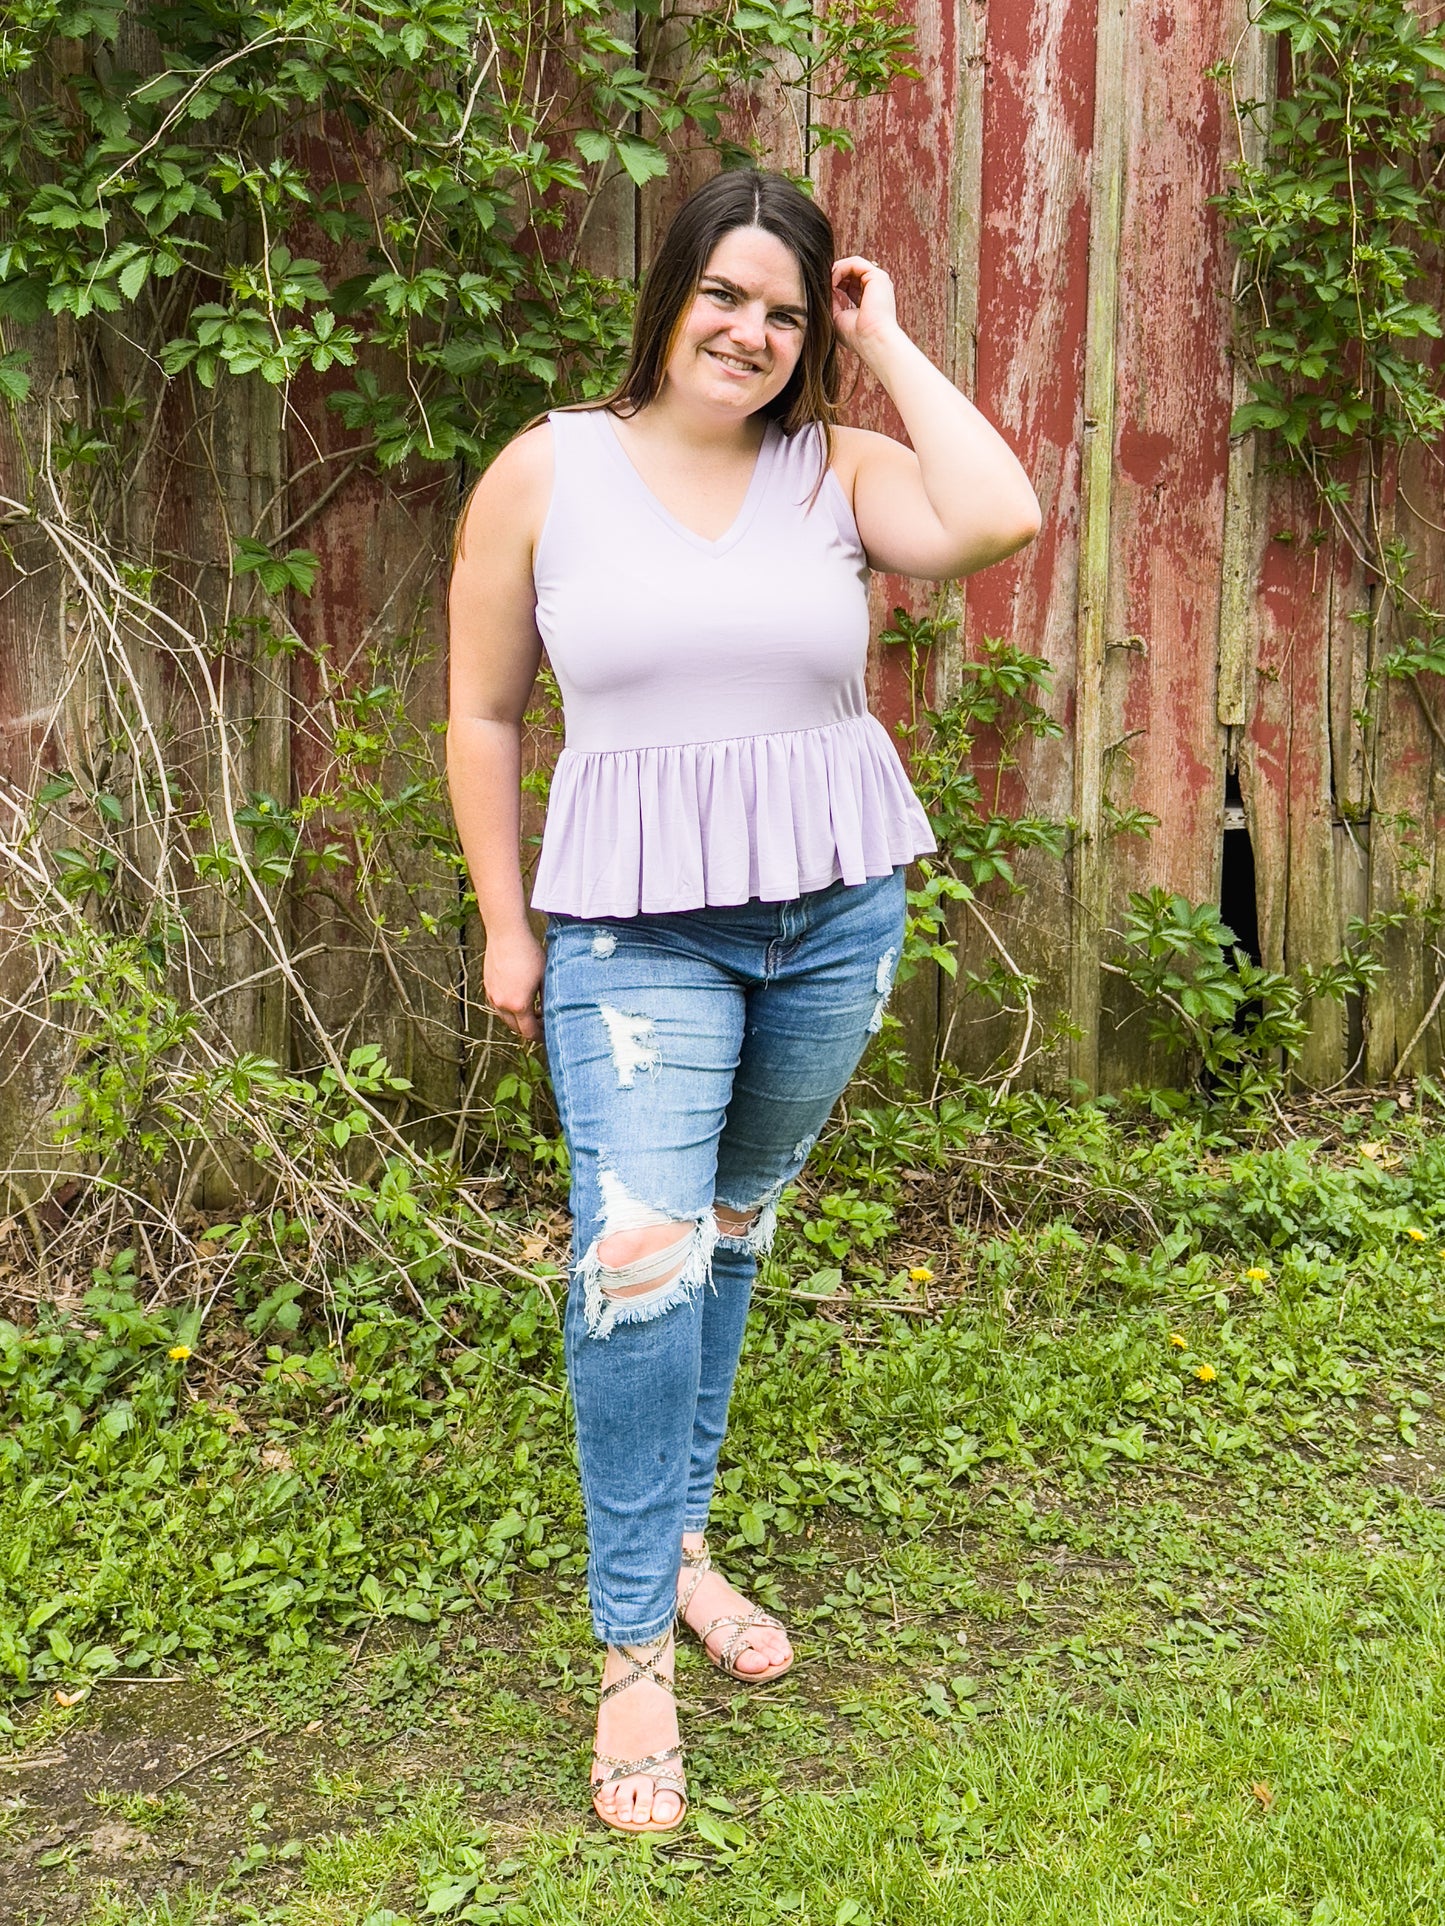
[532,712,937,920]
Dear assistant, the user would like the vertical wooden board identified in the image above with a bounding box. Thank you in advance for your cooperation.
[285,432,458,1119]
[944,0,1101,1087]
[1216,25,1274,738]
[1364,444,1437,1081]
[1365,686,1432,1081]
[816,0,959,745]
[812,0,960,1085]
[1240,475,1348,1083]
[175,378,292,1101]
[1307,489,1372,1083]
[965,0,1098,698]
[1070,0,1127,1090]
[1286,525,1354,1083]
[1395,428,1445,1079]
[263,118,459,1134]
[0,319,72,1183]
[1095,0,1246,1088]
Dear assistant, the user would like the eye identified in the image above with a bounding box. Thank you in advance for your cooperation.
[770,311,802,329]
[703,285,735,304]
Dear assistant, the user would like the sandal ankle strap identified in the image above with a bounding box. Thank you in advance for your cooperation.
[598,1633,676,1709]
[676,1539,713,1625]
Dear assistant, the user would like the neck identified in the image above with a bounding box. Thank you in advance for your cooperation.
[621,383,768,454]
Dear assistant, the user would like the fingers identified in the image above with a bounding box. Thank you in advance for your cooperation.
[831,254,889,295]
[482,934,546,1043]
[489,997,542,1042]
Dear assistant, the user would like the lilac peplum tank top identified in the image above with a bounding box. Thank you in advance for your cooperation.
[529,405,936,919]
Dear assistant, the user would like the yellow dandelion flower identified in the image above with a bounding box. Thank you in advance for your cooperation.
[168,1344,192,1362]
[1194,1364,1216,1383]
[1406,1228,1427,1243]
[908,1265,935,1284]
[1244,1267,1270,1283]
[1169,1332,1187,1349]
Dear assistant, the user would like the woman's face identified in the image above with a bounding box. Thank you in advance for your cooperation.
[663,225,809,418]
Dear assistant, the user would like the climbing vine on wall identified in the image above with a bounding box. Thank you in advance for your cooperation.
[1215,0,1445,747]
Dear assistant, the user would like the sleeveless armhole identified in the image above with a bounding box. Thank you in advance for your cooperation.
[823,467,865,557]
[816,424,867,561]
[789,420,865,558]
[530,412,568,586]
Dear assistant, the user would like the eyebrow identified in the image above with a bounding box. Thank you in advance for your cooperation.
[701,274,807,320]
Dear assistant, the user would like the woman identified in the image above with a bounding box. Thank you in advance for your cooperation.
[447,168,1039,1834]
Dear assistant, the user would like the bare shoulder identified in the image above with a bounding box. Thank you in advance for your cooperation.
[455,419,554,565]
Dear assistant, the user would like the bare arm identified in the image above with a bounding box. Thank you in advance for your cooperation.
[447,424,551,1040]
[831,256,1041,581]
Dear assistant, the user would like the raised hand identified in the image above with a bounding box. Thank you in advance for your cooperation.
[830,254,900,356]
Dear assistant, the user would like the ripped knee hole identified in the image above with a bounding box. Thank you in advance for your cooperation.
[595,1222,697,1299]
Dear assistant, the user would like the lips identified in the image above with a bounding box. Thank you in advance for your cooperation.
[706,347,762,374]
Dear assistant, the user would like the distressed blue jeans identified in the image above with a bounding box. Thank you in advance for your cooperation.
[542,867,906,1645]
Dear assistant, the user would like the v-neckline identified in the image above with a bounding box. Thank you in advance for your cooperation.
[596,409,778,556]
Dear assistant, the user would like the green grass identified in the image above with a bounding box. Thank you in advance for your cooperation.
[4,1085,1445,1921]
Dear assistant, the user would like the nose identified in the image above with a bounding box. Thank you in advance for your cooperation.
[726,301,768,352]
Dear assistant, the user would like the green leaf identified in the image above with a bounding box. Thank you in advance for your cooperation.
[425,1877,479,1914]
[0,351,31,404]
[231,538,320,597]
[118,252,151,301]
[614,137,669,187]
[1230,401,1290,435]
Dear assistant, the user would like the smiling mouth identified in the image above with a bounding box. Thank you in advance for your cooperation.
[706,348,762,374]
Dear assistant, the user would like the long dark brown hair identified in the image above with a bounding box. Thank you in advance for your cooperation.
[598,168,840,436]
[455,169,840,559]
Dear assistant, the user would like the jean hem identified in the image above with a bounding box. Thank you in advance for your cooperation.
[681,1513,712,1534]
[593,1606,680,1648]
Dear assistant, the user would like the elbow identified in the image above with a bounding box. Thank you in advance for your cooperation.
[1011,501,1043,551]
[1009,481,1043,550]
[986,490,1043,566]
[944,502,1042,580]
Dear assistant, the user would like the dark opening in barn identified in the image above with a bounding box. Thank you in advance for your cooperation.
[1220,767,1261,967]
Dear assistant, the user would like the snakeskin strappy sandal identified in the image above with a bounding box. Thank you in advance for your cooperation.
[590,1632,688,1835]
[676,1538,794,1684]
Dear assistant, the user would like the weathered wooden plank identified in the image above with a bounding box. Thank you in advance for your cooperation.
[1070,0,1128,1091]
[0,315,70,1189]
[1394,424,1445,1079]
[1216,24,1274,732]
[1240,478,1348,1082]
[1094,0,1250,1089]
[816,0,961,1087]
[1364,447,1434,1080]
[951,0,1102,1088]
[284,422,458,1120]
